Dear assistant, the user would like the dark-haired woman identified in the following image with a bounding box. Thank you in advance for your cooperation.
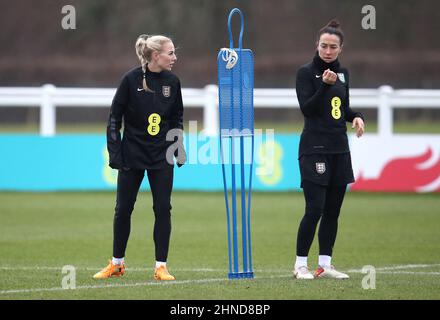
[293,20,365,280]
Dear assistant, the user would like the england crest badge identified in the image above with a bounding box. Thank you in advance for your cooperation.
[316,162,326,174]
[162,86,171,98]
[337,73,345,83]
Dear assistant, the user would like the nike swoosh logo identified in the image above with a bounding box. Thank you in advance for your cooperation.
[137,88,144,91]
[315,75,321,78]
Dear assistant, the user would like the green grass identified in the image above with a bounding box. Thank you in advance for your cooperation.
[0,191,439,300]
[1,120,439,134]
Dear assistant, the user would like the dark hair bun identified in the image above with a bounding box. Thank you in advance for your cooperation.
[317,18,344,44]
[327,19,341,29]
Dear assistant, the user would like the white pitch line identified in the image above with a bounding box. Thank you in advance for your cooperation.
[347,263,440,273]
[376,271,440,275]
[3,263,440,273]
[0,275,293,295]
[0,266,286,273]
[0,277,230,295]
[0,266,225,272]
[1,263,439,295]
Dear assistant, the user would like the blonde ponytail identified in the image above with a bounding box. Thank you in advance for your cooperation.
[135,34,172,92]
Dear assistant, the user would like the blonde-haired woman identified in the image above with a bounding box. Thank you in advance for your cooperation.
[94,35,185,281]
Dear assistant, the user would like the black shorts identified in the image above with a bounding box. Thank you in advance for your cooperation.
[299,153,354,187]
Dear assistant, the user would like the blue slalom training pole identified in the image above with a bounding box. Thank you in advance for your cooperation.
[218,8,254,279]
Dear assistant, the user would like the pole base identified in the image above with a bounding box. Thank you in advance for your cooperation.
[228,272,254,279]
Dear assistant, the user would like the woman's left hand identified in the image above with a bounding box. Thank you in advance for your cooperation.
[352,117,365,137]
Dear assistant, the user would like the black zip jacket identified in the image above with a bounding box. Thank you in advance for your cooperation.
[296,52,363,158]
[107,66,184,169]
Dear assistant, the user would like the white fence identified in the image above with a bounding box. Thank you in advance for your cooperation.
[0,84,439,136]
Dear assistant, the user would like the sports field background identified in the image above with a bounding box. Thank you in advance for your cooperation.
[1,191,439,300]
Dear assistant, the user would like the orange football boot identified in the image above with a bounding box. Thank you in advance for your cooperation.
[154,265,175,281]
[93,260,125,279]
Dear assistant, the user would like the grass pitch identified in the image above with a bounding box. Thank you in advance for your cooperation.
[0,191,439,300]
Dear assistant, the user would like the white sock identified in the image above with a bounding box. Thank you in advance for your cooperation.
[318,255,332,268]
[155,261,166,268]
[112,257,124,265]
[295,256,308,269]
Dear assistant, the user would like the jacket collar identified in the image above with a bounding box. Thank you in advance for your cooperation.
[312,51,340,73]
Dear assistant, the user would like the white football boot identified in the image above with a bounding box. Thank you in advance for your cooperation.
[293,266,314,279]
[314,265,349,279]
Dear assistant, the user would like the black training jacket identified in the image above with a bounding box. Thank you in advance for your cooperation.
[295,52,363,158]
[107,66,184,169]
